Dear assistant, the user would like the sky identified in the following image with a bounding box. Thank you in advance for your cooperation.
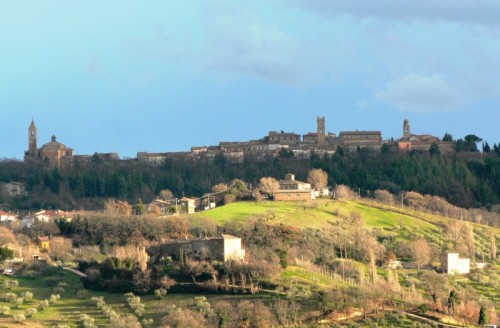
[2,1,500,159]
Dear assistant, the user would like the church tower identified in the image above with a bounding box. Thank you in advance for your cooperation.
[317,116,326,146]
[28,119,37,157]
[403,119,410,139]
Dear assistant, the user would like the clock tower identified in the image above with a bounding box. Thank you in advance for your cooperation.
[403,119,411,139]
[28,119,37,157]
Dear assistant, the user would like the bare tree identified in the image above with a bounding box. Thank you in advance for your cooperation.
[0,227,17,246]
[374,190,394,205]
[49,237,73,262]
[491,233,497,261]
[159,189,174,201]
[307,168,328,196]
[258,177,280,197]
[148,204,162,216]
[162,308,207,328]
[447,220,464,248]
[104,199,132,216]
[410,239,431,269]
[421,271,449,312]
[462,223,475,261]
[334,184,355,199]
[404,191,425,209]
[211,183,228,194]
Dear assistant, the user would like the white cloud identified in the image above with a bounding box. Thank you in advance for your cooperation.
[298,0,500,27]
[376,74,464,112]
[201,2,305,85]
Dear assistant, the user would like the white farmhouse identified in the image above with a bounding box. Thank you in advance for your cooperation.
[443,253,470,274]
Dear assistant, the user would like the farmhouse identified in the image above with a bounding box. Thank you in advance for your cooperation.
[151,234,245,262]
[274,173,315,201]
[0,211,17,222]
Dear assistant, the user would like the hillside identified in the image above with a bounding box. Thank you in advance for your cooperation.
[1,198,499,327]
[197,199,499,239]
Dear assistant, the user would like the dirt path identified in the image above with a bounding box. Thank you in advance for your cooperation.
[62,266,87,278]
[400,311,465,328]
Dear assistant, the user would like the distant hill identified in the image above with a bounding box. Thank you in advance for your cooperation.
[1,150,500,211]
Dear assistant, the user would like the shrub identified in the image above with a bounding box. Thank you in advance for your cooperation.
[49,294,61,303]
[3,292,17,302]
[13,313,26,323]
[76,289,89,299]
[193,296,211,316]
[14,297,24,307]
[79,313,97,328]
[0,305,11,315]
[21,291,34,301]
[154,288,167,299]
[4,279,19,289]
[25,307,38,317]
[39,299,50,310]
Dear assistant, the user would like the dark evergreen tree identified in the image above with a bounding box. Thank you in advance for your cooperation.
[478,305,488,325]
[443,132,453,142]
[429,142,441,157]
[483,141,491,153]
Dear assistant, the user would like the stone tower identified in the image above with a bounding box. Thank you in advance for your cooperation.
[28,119,37,157]
[317,116,326,146]
[403,119,410,139]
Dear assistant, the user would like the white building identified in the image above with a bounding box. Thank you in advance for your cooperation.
[443,252,470,274]
[158,234,246,262]
[0,211,17,222]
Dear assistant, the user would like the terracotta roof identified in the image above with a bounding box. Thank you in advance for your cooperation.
[42,136,73,151]
[0,211,16,216]
[339,131,381,135]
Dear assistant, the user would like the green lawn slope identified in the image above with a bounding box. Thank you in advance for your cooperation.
[196,199,438,233]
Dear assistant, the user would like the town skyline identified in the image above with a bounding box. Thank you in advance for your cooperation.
[0,114,495,160]
[5,116,468,162]
[2,1,500,159]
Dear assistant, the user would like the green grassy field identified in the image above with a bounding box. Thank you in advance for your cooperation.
[196,199,439,235]
[196,199,499,257]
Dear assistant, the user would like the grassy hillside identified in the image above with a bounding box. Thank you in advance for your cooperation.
[197,199,499,253]
[196,199,438,234]
[197,199,500,312]
[2,199,498,326]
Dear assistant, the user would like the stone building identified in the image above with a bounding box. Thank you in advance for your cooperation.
[338,131,382,151]
[268,131,301,146]
[0,182,26,197]
[398,119,456,156]
[24,120,74,168]
[152,234,245,262]
[274,173,315,201]
[302,116,334,146]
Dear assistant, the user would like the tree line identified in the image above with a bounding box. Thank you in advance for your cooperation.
[1,146,500,210]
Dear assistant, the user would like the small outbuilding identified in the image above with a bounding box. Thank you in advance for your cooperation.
[442,252,470,274]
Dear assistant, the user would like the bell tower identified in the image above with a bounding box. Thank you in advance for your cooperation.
[28,119,37,156]
[403,119,410,139]
[317,116,326,146]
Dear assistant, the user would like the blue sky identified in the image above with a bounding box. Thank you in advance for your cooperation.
[2,1,500,159]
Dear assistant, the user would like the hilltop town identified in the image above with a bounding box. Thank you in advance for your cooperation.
[1,118,499,327]
[23,117,458,169]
